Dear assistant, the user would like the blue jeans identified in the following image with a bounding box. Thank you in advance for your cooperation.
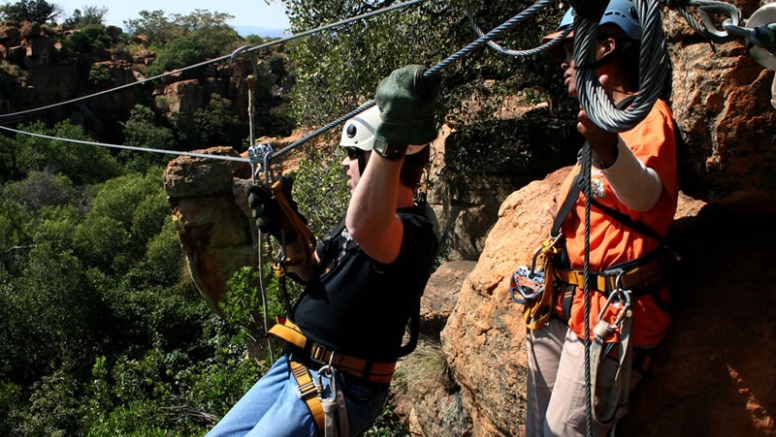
[205,355,389,437]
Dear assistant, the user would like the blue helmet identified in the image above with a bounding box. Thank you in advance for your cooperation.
[542,0,641,60]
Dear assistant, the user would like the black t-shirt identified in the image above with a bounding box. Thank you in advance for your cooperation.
[293,206,438,362]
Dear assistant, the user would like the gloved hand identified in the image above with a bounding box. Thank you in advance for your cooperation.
[244,175,305,245]
[374,64,441,146]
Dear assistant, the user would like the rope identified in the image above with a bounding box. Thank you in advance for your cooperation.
[581,144,594,437]
[0,0,424,121]
[574,0,669,133]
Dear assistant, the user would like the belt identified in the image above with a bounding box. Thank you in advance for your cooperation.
[554,256,663,294]
[268,317,396,384]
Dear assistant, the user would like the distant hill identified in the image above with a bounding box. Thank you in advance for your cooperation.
[233,26,289,38]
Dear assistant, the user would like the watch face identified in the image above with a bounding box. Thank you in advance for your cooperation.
[373,140,387,154]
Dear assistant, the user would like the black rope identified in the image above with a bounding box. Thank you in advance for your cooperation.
[581,143,594,437]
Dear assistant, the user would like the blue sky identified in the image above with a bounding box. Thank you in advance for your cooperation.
[52,0,291,29]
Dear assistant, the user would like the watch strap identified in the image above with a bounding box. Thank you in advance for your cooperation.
[374,140,408,161]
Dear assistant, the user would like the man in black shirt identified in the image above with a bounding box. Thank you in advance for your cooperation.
[206,65,440,437]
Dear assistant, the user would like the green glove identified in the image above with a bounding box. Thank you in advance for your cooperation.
[374,64,440,146]
[244,175,304,245]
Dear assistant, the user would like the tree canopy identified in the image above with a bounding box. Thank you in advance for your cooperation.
[0,0,58,24]
[284,0,572,127]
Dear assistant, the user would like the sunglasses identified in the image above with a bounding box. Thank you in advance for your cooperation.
[346,147,363,160]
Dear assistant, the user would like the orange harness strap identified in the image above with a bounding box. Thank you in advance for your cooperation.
[271,179,316,266]
[269,317,396,384]
[288,358,326,431]
[554,256,663,293]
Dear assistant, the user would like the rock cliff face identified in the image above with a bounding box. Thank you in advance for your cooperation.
[0,22,255,136]
[440,172,776,436]
[161,1,776,435]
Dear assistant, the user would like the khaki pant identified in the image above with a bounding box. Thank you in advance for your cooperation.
[526,318,634,437]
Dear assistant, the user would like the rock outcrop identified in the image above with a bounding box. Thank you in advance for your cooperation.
[438,167,776,436]
[164,146,253,315]
[665,1,776,211]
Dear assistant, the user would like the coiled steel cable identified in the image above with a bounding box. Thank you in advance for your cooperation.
[573,0,669,132]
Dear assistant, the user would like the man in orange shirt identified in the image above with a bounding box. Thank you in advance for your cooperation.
[523,1,679,435]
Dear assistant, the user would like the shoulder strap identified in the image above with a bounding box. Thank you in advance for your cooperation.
[587,195,665,243]
[552,170,583,238]
[395,298,421,358]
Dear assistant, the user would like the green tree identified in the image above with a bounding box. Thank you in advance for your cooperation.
[145,37,202,78]
[172,9,241,58]
[120,105,177,173]
[88,63,113,89]
[66,23,113,53]
[191,94,245,148]
[124,10,175,46]
[63,5,107,28]
[125,9,241,57]
[74,170,168,273]
[13,120,122,186]
[284,0,576,172]
[2,171,75,212]
[0,0,57,24]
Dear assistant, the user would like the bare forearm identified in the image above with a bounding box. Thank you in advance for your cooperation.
[600,138,663,211]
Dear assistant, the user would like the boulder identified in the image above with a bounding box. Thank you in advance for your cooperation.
[163,147,253,315]
[439,166,776,436]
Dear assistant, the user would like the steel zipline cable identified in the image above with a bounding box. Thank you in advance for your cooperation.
[0,0,563,167]
[0,0,424,121]
[0,125,249,162]
[270,0,564,162]
[466,0,572,58]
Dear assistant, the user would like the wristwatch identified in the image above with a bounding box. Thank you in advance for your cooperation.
[373,140,408,161]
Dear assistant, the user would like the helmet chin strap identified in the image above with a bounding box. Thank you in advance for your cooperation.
[357,151,367,176]
[576,39,632,70]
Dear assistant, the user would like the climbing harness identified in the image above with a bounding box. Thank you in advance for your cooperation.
[289,358,327,431]
[269,316,397,435]
[269,317,397,384]
[287,348,350,436]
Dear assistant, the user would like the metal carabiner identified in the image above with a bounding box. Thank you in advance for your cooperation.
[315,351,337,395]
[697,2,743,42]
[247,143,275,184]
[597,270,632,331]
[529,233,563,277]
[725,3,776,71]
